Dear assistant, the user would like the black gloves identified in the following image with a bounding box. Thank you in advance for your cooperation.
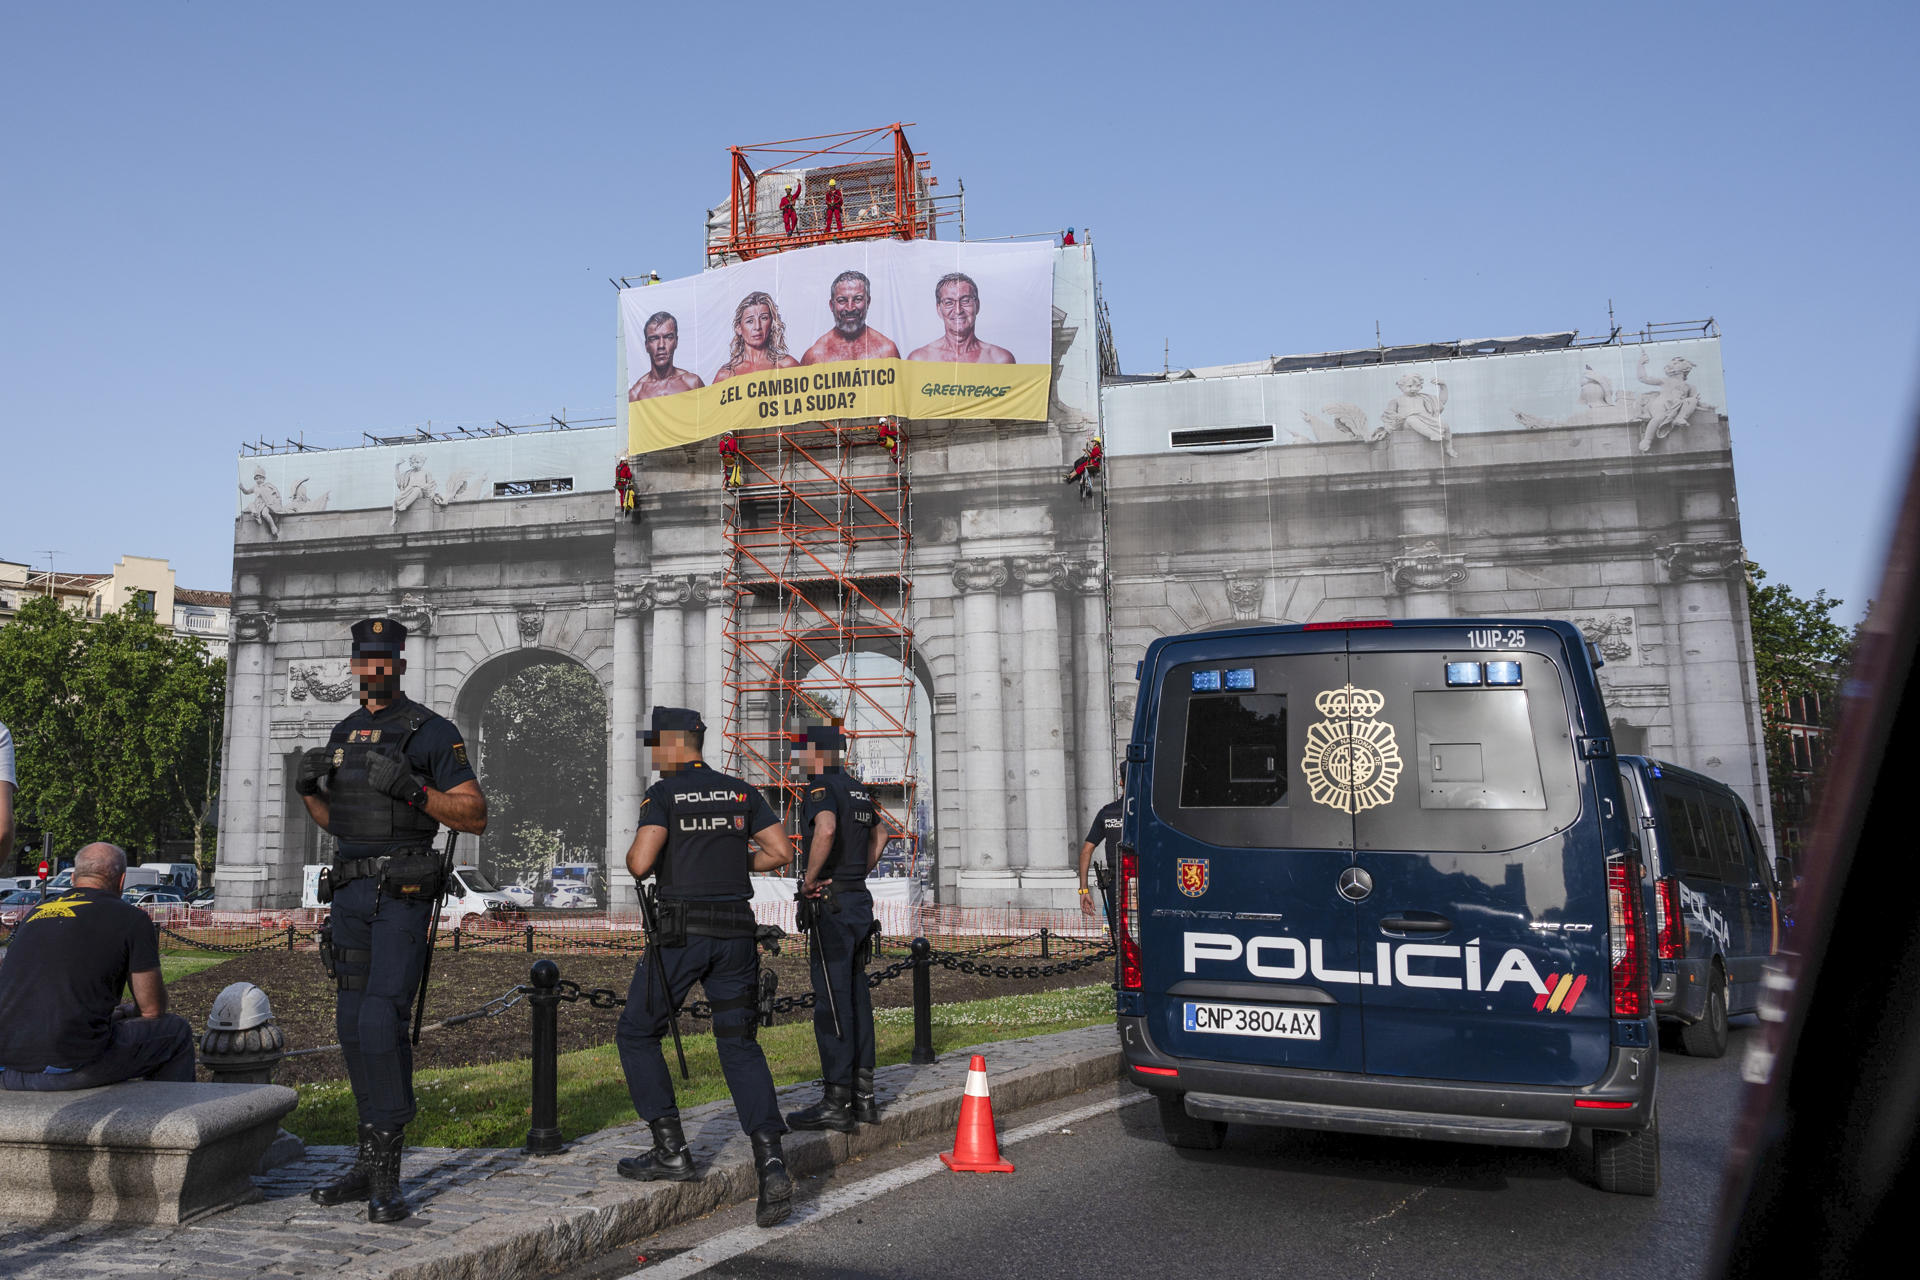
[295,747,332,797]
[366,750,429,810]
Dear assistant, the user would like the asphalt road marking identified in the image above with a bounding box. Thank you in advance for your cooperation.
[623,1093,1144,1279]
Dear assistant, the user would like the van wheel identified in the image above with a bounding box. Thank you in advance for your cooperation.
[461,913,485,933]
[1680,971,1730,1058]
[1155,1093,1226,1150]
[1589,1103,1660,1196]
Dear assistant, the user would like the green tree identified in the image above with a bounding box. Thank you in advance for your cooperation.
[1745,561,1852,863]
[0,595,225,866]
[475,662,606,883]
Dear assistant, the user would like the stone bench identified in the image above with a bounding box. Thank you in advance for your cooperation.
[0,1080,297,1224]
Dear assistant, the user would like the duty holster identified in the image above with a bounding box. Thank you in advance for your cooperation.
[650,892,689,948]
[318,925,336,980]
[316,868,335,905]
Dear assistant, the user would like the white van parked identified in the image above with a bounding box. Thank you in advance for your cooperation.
[440,864,521,930]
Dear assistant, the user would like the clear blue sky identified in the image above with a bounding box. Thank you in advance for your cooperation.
[2,2,1915,616]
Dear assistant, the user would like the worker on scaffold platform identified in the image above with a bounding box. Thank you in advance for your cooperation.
[823,178,844,237]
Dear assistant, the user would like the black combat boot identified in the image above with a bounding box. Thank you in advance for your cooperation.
[617,1115,698,1182]
[310,1124,374,1206]
[784,1082,856,1133]
[852,1069,880,1125]
[751,1130,793,1228]
[365,1127,410,1223]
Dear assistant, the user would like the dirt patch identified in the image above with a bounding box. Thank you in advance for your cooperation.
[168,940,1113,1086]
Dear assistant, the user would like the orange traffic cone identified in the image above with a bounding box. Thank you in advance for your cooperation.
[940,1054,1015,1173]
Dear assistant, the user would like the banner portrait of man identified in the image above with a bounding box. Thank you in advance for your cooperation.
[907,273,1014,365]
[801,271,900,365]
[627,311,706,402]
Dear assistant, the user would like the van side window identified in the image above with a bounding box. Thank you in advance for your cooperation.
[1181,694,1288,808]
[1704,799,1747,884]
[1660,785,1717,881]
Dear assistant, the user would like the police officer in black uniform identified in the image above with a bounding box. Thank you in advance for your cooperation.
[293,618,488,1223]
[785,725,886,1133]
[614,707,799,1229]
[1077,795,1124,923]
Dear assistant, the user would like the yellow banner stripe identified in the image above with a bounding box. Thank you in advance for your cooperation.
[628,358,1049,454]
[1546,972,1575,1013]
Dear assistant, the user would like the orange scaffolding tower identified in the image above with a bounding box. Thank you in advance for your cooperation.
[718,419,923,873]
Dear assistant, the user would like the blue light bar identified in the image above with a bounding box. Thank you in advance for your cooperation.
[1191,670,1223,692]
[1484,661,1522,686]
[1225,668,1256,691]
[1445,662,1483,687]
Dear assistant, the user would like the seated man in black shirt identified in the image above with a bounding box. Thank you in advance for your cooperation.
[0,842,195,1091]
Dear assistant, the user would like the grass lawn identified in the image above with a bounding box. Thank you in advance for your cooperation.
[159,952,228,983]
[288,983,1112,1148]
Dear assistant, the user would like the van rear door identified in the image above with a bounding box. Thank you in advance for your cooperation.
[1345,625,1614,1087]
[1140,633,1363,1074]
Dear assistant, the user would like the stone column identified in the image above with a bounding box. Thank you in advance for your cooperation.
[1013,556,1076,906]
[1075,561,1117,825]
[647,575,691,711]
[391,591,437,709]
[216,608,276,910]
[951,558,1016,905]
[692,574,729,749]
[607,582,650,915]
[1656,539,1773,846]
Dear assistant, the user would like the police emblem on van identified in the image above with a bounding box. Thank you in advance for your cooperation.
[1176,858,1209,897]
[1301,684,1403,813]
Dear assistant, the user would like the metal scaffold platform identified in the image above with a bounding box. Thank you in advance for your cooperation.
[718,419,922,874]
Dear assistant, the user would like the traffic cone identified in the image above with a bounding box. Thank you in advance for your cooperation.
[940,1054,1015,1173]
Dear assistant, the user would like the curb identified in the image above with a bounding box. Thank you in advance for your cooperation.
[351,1025,1122,1280]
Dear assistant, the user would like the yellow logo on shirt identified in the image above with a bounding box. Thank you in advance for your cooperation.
[25,897,87,923]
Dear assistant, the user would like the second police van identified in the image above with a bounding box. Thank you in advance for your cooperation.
[1617,756,1780,1057]
[1117,619,1662,1194]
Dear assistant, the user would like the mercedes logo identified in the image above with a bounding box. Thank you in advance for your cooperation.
[1337,867,1373,902]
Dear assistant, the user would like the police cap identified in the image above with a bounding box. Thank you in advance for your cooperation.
[642,706,705,745]
[350,617,407,657]
[789,725,846,750]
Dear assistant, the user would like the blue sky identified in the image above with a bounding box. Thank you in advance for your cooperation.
[2,2,1915,616]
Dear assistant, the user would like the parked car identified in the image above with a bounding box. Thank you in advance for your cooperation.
[1616,755,1780,1057]
[1118,618,1660,1194]
[0,889,48,926]
[123,889,186,906]
[498,882,538,908]
[545,882,600,909]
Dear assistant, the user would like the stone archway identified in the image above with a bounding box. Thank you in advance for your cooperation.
[453,648,609,901]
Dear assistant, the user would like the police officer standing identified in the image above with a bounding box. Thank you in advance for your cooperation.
[785,726,886,1133]
[1077,795,1124,922]
[614,708,799,1229]
[294,618,488,1223]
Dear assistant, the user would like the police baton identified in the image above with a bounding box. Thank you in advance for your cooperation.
[798,885,842,1041]
[640,882,689,1081]
[1094,862,1116,933]
[411,830,456,1046]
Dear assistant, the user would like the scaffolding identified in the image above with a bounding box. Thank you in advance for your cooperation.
[718,420,924,874]
[705,123,963,268]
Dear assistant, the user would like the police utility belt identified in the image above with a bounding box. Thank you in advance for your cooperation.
[652,898,757,947]
[315,846,444,904]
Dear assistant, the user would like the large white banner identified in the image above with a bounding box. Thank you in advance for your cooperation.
[619,239,1054,452]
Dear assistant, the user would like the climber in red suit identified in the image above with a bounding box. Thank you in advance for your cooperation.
[1065,437,1103,498]
[824,179,844,237]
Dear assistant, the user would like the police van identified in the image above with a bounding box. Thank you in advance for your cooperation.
[1117,618,1661,1194]
[1617,756,1779,1057]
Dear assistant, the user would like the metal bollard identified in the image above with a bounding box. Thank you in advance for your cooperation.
[452,926,461,953]
[525,959,565,1155]
[910,937,936,1065]
[1040,926,1050,959]
[525,924,536,954]
[286,923,296,951]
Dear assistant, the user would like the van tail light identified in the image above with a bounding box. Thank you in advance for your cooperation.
[1119,850,1143,990]
[1653,876,1687,961]
[1608,854,1651,1019]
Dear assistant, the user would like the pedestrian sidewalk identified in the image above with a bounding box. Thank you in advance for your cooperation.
[0,1024,1121,1280]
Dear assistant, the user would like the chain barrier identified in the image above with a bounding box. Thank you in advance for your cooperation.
[281,982,528,1059]
[157,923,319,953]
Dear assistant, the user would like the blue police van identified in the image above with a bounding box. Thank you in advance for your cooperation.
[1117,618,1661,1194]
[1616,756,1779,1058]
